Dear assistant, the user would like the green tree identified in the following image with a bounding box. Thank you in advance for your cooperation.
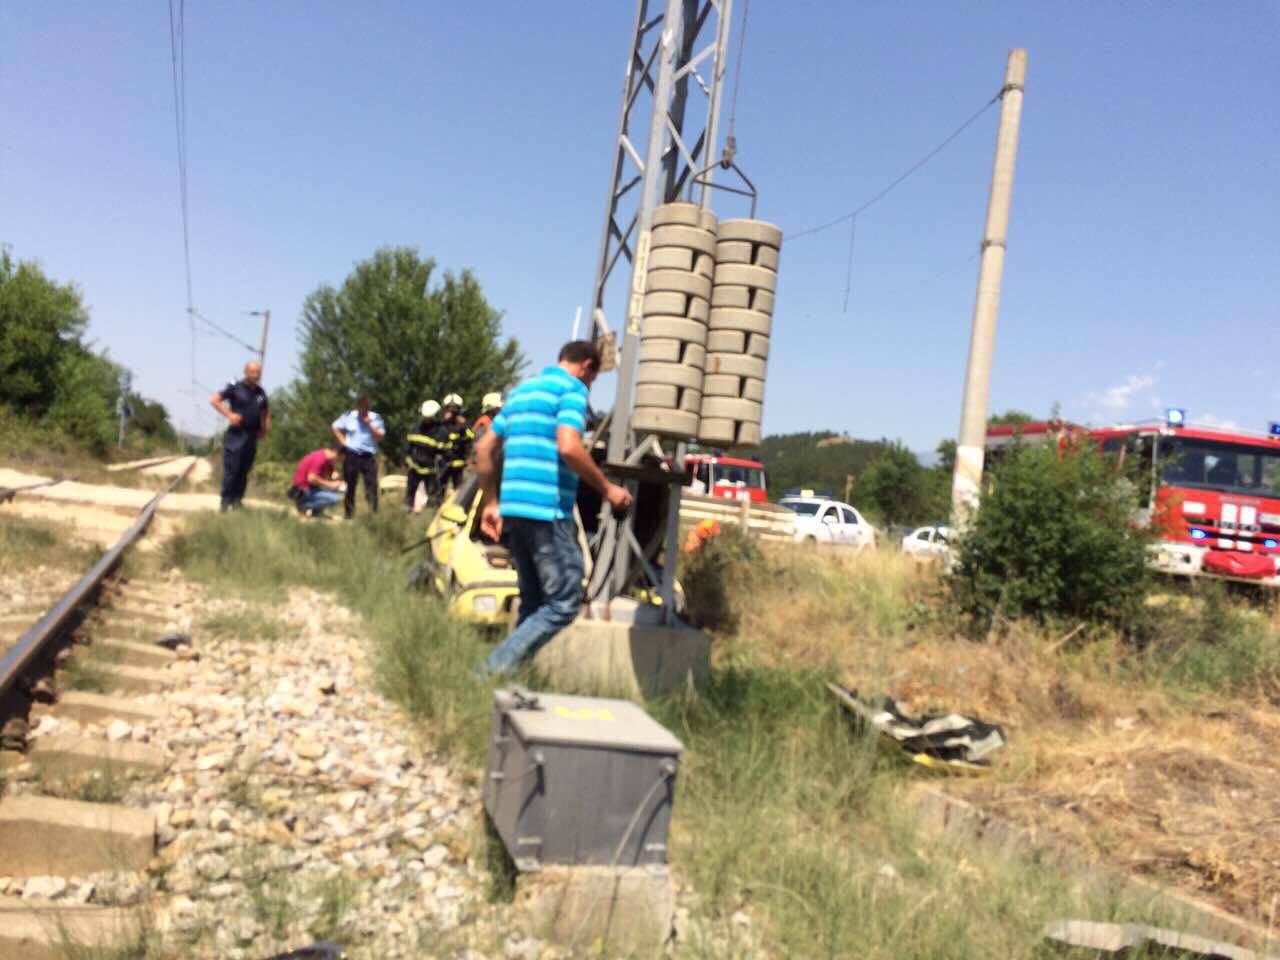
[988,409,1035,426]
[854,442,943,526]
[126,392,178,446]
[757,431,889,500]
[0,248,124,454]
[263,247,524,463]
[949,442,1150,631]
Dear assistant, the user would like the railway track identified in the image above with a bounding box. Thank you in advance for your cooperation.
[0,463,195,959]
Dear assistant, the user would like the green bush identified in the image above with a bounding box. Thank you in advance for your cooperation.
[949,443,1150,631]
[680,524,760,632]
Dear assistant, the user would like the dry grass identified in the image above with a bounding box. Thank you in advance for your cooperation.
[709,540,1280,935]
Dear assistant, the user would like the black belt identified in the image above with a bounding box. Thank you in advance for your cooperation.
[345,448,375,458]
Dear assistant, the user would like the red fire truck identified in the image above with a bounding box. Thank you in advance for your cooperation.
[684,453,769,504]
[986,416,1280,585]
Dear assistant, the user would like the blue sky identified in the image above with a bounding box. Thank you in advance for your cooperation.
[3,2,1277,449]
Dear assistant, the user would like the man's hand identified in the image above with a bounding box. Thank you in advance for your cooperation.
[480,502,503,542]
[605,482,633,513]
[228,412,243,427]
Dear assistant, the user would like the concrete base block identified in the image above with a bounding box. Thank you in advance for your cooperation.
[516,865,674,954]
[534,618,710,699]
[52,691,166,726]
[0,896,137,960]
[0,795,155,875]
[28,734,167,777]
[86,638,176,669]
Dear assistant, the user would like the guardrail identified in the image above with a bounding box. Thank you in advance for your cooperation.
[0,462,194,716]
[678,493,796,543]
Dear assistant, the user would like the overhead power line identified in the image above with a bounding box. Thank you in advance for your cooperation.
[787,92,1001,242]
[191,308,260,356]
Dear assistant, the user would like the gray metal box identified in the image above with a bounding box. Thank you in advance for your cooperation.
[484,688,683,871]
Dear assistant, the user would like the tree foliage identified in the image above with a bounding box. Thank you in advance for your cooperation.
[757,432,888,499]
[262,247,524,463]
[0,248,172,455]
[949,442,1150,630]
[854,441,949,527]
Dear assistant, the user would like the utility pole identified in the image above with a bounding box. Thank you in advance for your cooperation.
[248,310,270,367]
[117,370,133,449]
[951,48,1027,523]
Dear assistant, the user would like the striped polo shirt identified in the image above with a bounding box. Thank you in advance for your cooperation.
[491,365,589,521]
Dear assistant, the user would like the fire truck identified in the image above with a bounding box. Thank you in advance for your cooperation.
[684,453,769,504]
[986,414,1280,585]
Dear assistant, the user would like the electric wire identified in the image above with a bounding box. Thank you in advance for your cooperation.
[192,307,260,355]
[787,92,1001,242]
[726,0,750,139]
[167,0,202,423]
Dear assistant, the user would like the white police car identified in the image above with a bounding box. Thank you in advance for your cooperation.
[902,524,952,560]
[777,493,877,550]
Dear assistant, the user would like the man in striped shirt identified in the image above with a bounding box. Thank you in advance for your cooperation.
[474,340,632,675]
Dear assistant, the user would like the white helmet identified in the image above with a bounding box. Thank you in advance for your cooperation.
[481,392,503,412]
[441,393,464,409]
[420,400,441,419]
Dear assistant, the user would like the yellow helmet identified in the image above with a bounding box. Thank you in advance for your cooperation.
[420,400,441,419]
[441,393,464,409]
[481,392,503,412]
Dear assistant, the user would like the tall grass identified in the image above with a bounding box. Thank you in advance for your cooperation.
[0,514,102,576]
[167,511,1271,956]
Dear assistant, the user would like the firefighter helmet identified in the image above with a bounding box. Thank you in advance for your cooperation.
[420,399,441,419]
[481,392,503,413]
[441,393,464,409]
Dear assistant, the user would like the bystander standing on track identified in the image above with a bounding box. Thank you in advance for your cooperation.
[332,394,385,518]
[210,360,270,512]
[474,341,632,676]
[289,444,346,518]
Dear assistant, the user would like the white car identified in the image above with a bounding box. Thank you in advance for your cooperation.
[902,524,952,560]
[778,497,877,550]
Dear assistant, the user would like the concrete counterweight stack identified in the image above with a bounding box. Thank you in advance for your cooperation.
[632,203,719,439]
[699,219,783,448]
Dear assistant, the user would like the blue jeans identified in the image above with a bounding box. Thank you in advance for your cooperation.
[484,516,583,675]
[297,486,341,515]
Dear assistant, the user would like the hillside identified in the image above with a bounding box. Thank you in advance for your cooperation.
[758,431,891,499]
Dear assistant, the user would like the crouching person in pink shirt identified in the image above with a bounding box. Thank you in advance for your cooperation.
[289,445,346,518]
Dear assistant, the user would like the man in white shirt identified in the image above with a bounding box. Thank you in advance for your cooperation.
[331,394,386,518]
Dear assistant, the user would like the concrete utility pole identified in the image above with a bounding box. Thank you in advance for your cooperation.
[249,310,270,367]
[951,48,1027,524]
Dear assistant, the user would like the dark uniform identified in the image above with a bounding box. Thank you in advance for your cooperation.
[218,379,269,510]
[404,418,452,509]
[443,420,475,493]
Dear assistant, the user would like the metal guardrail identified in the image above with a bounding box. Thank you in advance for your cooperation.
[679,493,797,542]
[0,461,194,708]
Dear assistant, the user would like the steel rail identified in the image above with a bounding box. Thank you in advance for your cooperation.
[0,478,64,504]
[0,461,195,708]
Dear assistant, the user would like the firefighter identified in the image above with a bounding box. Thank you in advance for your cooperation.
[472,392,503,442]
[441,393,473,494]
[404,400,451,512]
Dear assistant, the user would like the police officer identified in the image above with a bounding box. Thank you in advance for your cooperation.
[210,361,271,512]
[440,393,473,494]
[331,394,385,518]
[404,400,451,512]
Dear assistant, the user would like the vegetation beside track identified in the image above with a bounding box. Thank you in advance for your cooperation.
[167,507,1280,956]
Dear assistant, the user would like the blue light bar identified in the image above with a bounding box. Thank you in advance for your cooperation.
[1190,528,1208,540]
[1269,422,1280,438]
[1166,407,1187,426]
[1266,539,1278,549]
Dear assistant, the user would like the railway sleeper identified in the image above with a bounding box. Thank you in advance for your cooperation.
[26,733,166,779]
[0,896,139,960]
[0,794,155,876]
